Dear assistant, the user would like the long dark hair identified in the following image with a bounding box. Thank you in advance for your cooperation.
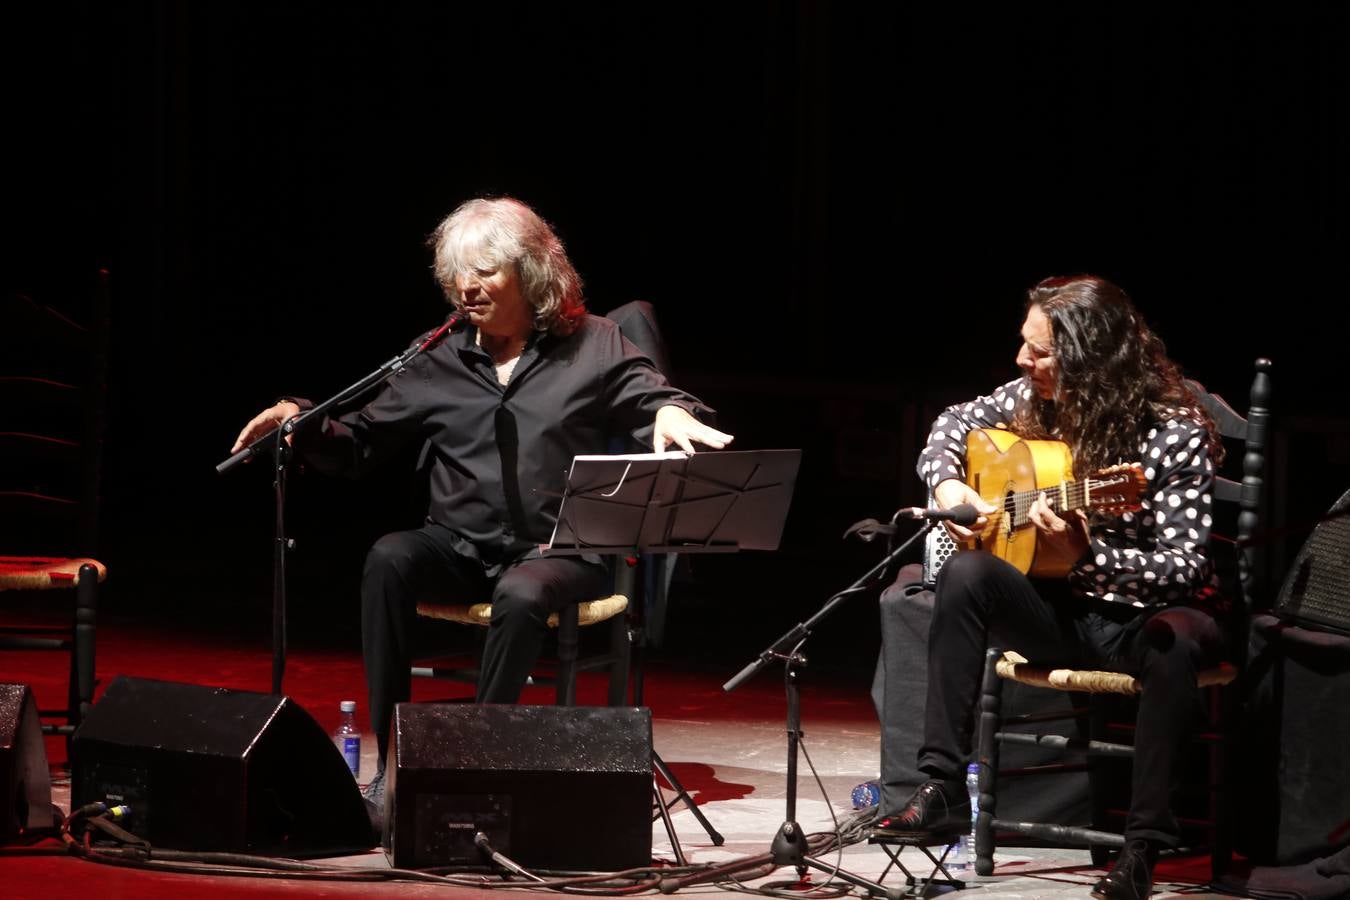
[1011,275,1224,476]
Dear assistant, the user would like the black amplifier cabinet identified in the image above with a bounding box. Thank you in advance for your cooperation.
[386,703,651,871]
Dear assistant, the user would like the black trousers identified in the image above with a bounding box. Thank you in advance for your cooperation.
[361,523,608,764]
[921,551,1225,846]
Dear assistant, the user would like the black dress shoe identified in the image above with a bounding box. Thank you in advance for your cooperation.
[870,779,970,839]
[1091,839,1158,900]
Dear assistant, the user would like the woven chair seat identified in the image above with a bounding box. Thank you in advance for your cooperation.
[0,556,108,590]
[416,594,628,628]
[995,650,1238,695]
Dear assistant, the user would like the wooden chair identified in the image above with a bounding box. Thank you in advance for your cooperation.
[973,358,1273,877]
[412,589,632,705]
[0,271,111,737]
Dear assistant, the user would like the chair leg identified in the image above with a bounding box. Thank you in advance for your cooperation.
[555,604,579,706]
[976,647,1004,877]
[606,605,631,706]
[1087,695,1127,866]
[1210,682,1235,878]
[72,564,98,725]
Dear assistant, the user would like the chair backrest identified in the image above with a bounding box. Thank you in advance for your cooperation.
[0,272,111,558]
[1185,357,1274,617]
[604,300,673,382]
[604,300,675,454]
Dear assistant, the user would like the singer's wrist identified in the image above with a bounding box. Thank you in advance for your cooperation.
[273,396,310,414]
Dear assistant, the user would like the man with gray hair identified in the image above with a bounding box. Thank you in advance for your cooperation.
[233,197,730,818]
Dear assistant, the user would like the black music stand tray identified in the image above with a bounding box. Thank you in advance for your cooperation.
[542,448,802,863]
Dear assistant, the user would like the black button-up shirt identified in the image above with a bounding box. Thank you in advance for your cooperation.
[295,314,711,574]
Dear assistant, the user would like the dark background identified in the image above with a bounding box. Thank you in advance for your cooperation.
[5,4,1347,675]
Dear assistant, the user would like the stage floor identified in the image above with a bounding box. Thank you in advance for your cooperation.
[5,615,1231,899]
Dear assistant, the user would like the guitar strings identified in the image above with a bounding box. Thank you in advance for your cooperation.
[975,476,1136,529]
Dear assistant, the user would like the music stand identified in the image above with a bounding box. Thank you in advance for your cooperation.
[545,449,801,555]
[542,448,802,863]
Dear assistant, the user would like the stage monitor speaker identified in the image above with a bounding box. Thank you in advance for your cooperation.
[1,684,53,842]
[1274,487,1350,635]
[70,675,373,855]
[386,703,651,871]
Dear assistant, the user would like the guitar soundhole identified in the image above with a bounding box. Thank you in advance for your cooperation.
[1001,490,1017,536]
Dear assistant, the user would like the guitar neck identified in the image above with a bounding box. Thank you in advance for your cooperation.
[1004,478,1093,527]
[962,429,1146,576]
[965,429,1146,535]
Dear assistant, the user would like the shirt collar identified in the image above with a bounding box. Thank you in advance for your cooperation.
[454,325,551,365]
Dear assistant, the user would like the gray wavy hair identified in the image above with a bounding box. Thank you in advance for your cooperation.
[429,197,586,336]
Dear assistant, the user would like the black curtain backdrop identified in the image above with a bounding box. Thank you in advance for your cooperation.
[5,3,1346,668]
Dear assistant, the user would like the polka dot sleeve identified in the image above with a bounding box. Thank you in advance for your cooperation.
[1069,414,1217,607]
[916,378,1035,490]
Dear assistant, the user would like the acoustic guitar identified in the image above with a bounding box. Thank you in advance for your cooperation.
[959,428,1148,578]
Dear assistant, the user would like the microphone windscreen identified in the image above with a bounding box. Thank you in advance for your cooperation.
[947,503,979,527]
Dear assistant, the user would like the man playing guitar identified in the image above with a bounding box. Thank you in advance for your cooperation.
[873,275,1227,900]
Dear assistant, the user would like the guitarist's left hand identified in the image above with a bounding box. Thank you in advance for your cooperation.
[1028,492,1090,561]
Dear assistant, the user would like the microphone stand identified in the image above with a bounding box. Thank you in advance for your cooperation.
[215,314,463,694]
[716,515,934,898]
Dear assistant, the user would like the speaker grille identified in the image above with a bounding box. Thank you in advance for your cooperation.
[388,703,652,871]
[1275,489,1350,635]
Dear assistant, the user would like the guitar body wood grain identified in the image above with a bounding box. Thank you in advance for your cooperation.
[963,427,1079,578]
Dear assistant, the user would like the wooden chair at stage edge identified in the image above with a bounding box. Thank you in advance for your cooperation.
[973,357,1273,879]
[0,271,112,738]
[409,301,678,707]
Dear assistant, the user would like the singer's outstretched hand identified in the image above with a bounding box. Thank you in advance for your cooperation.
[231,401,302,454]
[653,405,734,454]
[932,478,996,540]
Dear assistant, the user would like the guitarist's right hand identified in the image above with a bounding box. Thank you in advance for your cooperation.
[933,479,997,541]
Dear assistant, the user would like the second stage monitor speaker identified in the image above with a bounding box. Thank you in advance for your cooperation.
[386,703,652,871]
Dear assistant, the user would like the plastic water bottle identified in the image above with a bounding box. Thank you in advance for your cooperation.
[946,764,980,875]
[945,835,964,871]
[850,780,881,809]
[333,700,361,778]
[959,762,980,873]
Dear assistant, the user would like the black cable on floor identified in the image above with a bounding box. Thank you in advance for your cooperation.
[58,795,883,897]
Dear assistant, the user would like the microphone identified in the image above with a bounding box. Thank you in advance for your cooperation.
[412,310,468,353]
[894,503,981,527]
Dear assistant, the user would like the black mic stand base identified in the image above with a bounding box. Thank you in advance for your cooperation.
[770,820,807,869]
[719,520,934,900]
[769,820,898,898]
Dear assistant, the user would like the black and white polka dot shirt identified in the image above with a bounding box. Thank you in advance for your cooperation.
[917,377,1219,609]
